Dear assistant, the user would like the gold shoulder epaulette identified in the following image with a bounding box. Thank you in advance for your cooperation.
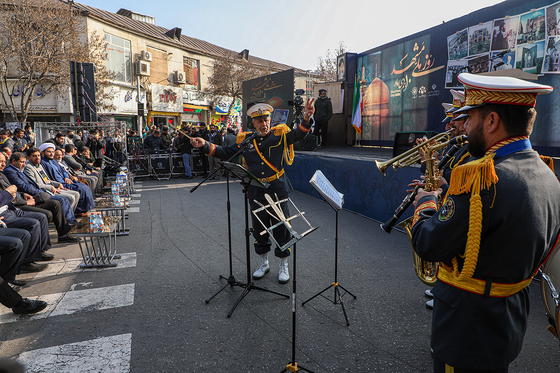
[448,154,498,196]
[236,132,251,144]
[540,155,555,173]
[272,123,290,136]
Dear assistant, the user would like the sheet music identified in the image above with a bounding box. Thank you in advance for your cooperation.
[309,170,344,211]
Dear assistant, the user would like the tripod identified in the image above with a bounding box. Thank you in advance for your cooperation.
[252,194,318,372]
[302,170,356,326]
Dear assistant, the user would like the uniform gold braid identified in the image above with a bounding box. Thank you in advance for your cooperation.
[446,154,498,280]
[485,136,528,155]
[466,90,536,107]
[271,124,294,166]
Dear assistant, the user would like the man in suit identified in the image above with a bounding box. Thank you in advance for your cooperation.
[4,152,78,225]
[63,144,99,194]
[0,153,77,242]
[0,186,51,272]
[0,275,47,314]
[40,143,95,213]
[0,227,29,287]
[24,147,80,212]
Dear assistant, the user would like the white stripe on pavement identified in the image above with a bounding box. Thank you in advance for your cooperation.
[131,194,141,198]
[18,252,137,280]
[127,207,140,213]
[134,188,143,192]
[17,333,132,373]
[129,200,141,205]
[0,283,135,324]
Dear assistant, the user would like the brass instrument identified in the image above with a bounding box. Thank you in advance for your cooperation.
[379,135,468,286]
[375,129,454,176]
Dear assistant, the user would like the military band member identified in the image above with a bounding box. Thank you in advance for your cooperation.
[191,100,315,284]
[411,73,560,373]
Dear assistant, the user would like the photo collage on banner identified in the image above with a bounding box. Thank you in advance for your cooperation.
[544,2,560,72]
[446,1,560,87]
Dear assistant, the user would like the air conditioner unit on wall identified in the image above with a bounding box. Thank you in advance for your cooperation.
[140,50,152,62]
[135,61,150,76]
[174,71,185,83]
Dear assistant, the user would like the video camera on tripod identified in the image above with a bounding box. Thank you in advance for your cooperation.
[288,89,305,127]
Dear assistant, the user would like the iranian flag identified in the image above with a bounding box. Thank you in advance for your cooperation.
[351,75,362,134]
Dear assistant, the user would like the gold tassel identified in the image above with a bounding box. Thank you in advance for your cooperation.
[446,154,498,281]
[273,124,290,136]
[541,155,555,173]
[448,154,498,196]
[236,132,248,144]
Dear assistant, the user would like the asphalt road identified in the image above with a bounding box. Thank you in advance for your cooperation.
[0,176,559,372]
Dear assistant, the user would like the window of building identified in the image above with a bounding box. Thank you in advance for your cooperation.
[183,57,200,89]
[105,33,132,84]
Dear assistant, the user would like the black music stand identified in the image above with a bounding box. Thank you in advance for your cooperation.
[302,170,356,326]
[252,194,318,373]
[193,140,268,306]
[217,162,289,318]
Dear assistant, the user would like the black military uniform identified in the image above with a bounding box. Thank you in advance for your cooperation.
[199,119,312,258]
[411,73,560,372]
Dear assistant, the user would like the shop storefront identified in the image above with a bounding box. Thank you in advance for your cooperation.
[102,85,146,131]
[0,82,72,124]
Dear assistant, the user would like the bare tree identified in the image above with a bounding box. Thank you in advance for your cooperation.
[316,41,347,82]
[0,0,114,122]
[207,54,272,127]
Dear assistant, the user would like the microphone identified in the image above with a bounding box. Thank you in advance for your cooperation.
[237,131,261,147]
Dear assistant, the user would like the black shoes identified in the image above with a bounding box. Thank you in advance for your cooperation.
[58,235,79,243]
[12,299,48,315]
[9,279,27,287]
[21,262,48,273]
[41,252,55,261]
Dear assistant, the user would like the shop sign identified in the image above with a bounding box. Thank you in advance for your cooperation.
[152,84,182,112]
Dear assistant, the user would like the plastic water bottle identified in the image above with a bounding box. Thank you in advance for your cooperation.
[96,212,104,233]
[89,212,96,232]
[111,182,118,195]
[113,191,121,207]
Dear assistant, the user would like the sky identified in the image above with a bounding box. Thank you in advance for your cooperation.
[77,0,507,71]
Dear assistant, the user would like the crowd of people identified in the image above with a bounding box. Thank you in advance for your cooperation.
[0,126,113,315]
[128,122,240,180]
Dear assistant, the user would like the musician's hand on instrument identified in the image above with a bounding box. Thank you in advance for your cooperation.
[413,188,442,207]
[407,179,425,193]
[438,176,448,187]
[190,138,206,148]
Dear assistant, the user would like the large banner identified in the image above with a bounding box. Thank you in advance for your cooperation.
[354,0,560,156]
[242,69,295,131]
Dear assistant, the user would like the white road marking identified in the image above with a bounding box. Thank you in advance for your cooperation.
[0,284,135,323]
[17,333,132,373]
[134,188,142,192]
[131,193,141,198]
[129,200,141,205]
[126,207,140,213]
[17,253,137,280]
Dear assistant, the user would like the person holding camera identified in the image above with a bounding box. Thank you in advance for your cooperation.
[313,89,332,147]
[190,100,314,284]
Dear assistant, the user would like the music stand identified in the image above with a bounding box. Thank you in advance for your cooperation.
[252,194,318,373]
[302,170,356,326]
[219,162,289,318]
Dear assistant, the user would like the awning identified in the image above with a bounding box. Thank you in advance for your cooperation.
[183,104,209,111]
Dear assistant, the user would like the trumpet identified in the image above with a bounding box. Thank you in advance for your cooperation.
[375,129,454,176]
